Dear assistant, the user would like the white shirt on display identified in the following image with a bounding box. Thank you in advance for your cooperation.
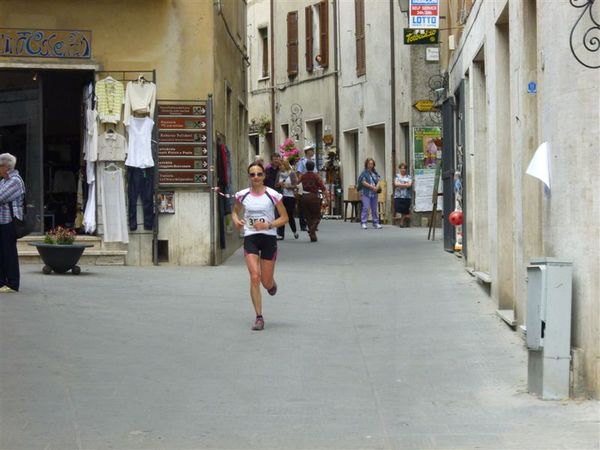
[125,117,155,168]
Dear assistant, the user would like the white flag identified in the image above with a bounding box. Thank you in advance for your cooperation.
[526,142,551,189]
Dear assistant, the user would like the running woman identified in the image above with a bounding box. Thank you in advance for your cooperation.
[232,162,289,331]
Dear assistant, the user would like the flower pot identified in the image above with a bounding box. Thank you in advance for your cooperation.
[28,243,94,274]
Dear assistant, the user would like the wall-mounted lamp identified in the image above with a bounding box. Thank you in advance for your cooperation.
[399,0,409,13]
[32,72,37,81]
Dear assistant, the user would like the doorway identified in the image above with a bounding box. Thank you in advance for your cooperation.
[0,69,94,233]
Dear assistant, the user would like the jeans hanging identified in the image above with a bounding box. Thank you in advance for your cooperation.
[127,167,154,231]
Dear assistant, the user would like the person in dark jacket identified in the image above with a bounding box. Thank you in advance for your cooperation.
[298,161,327,242]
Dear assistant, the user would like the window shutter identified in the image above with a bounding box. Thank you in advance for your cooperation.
[306,6,313,72]
[319,0,329,68]
[355,0,366,76]
[287,11,299,77]
[262,31,269,77]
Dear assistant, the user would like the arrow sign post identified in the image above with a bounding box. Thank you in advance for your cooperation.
[413,100,436,112]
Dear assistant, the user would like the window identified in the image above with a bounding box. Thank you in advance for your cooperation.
[306,1,329,72]
[305,6,313,72]
[287,11,299,77]
[318,0,329,68]
[259,27,269,78]
[355,0,366,76]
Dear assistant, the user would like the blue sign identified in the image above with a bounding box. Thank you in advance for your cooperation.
[527,81,537,94]
[0,28,91,59]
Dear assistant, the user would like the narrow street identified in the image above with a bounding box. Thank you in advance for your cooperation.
[1,221,598,449]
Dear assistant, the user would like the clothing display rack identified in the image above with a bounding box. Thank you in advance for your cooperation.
[93,70,159,265]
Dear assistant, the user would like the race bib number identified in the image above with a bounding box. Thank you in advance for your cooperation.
[248,216,267,227]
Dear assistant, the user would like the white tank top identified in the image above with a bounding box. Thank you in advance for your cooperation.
[235,187,283,237]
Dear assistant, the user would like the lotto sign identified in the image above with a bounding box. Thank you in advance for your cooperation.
[409,0,439,29]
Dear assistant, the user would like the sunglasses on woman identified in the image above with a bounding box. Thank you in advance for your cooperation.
[249,172,264,178]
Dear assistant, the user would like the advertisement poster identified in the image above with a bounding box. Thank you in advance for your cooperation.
[409,0,439,29]
[157,192,175,214]
[413,127,442,170]
[413,127,442,212]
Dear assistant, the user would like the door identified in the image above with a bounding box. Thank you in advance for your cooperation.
[441,95,455,252]
[0,71,44,233]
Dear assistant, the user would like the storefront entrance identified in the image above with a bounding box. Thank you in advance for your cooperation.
[0,69,93,233]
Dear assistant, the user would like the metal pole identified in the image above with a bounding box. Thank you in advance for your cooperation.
[207,95,216,266]
[152,69,159,265]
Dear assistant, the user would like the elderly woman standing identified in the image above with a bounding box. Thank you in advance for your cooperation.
[0,153,25,293]
[357,157,382,229]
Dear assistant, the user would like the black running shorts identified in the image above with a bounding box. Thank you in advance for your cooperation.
[244,234,278,260]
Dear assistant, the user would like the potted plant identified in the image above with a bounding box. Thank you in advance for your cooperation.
[28,226,93,274]
[256,114,271,136]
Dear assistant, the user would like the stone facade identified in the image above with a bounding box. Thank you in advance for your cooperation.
[439,0,599,398]
[1,0,248,266]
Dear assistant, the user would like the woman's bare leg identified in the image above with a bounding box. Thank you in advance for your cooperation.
[260,258,276,291]
[245,254,262,316]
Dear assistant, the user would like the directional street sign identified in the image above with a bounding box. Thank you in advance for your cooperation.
[413,100,436,112]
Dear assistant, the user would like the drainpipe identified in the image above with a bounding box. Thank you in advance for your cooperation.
[270,0,276,149]
[390,0,397,177]
[334,0,340,164]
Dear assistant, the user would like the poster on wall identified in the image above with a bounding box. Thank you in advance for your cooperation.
[157,192,175,214]
[413,127,442,212]
[413,126,442,170]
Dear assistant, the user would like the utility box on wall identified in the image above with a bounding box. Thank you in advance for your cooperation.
[527,258,573,400]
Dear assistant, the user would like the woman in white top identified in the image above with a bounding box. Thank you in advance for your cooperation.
[275,160,299,240]
[232,162,289,331]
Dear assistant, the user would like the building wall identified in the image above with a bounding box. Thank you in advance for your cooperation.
[271,1,336,157]
[444,0,600,398]
[1,0,247,266]
[338,1,392,192]
[247,0,274,161]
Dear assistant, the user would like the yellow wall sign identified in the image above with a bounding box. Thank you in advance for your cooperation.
[413,100,436,112]
[403,28,439,45]
[0,28,91,58]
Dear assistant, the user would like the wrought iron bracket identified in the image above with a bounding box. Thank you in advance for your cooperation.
[570,0,600,69]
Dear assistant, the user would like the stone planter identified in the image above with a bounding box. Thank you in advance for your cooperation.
[28,243,94,274]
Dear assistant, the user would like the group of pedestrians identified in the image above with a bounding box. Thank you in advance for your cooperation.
[263,145,327,243]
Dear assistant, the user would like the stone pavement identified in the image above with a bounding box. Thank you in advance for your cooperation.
[1,220,598,450]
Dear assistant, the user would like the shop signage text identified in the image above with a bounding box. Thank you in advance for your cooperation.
[159,171,208,185]
[158,117,207,130]
[157,101,209,187]
[158,145,207,157]
[159,131,207,143]
[158,104,206,117]
[409,0,439,30]
[0,28,91,58]
[403,28,439,45]
[158,158,208,170]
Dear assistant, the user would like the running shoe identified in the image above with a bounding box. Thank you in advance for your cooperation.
[252,317,264,331]
[374,224,382,229]
[267,281,278,296]
[361,223,367,230]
